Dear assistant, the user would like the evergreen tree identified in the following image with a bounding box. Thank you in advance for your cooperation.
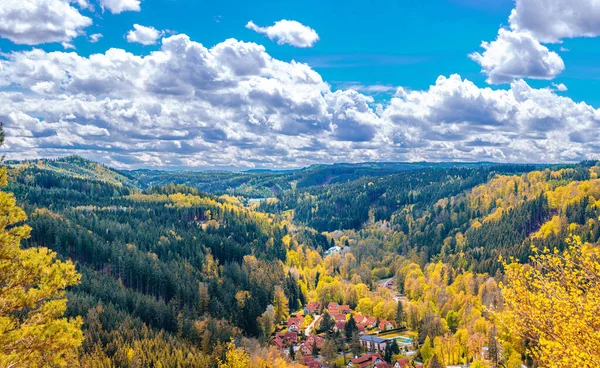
[345,314,357,339]
[396,301,404,327]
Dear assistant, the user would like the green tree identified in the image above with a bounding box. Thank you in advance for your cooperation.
[396,301,404,327]
[420,336,433,363]
[445,310,458,334]
[345,314,357,339]
[0,126,83,368]
[289,344,295,361]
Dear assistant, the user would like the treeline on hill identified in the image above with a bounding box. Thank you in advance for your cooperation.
[258,165,539,232]
[6,163,323,366]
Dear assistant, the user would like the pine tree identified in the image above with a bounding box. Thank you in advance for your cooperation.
[0,125,83,367]
[396,301,404,327]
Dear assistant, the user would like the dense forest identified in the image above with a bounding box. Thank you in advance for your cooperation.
[3,154,600,367]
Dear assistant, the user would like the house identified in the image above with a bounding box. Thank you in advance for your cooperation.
[338,305,351,314]
[356,315,377,330]
[325,245,341,255]
[304,301,322,315]
[334,313,347,323]
[302,356,324,368]
[276,331,298,345]
[270,332,298,349]
[327,302,350,315]
[334,320,346,333]
[360,335,388,352]
[300,343,313,356]
[394,358,410,368]
[270,335,285,349]
[327,302,339,314]
[378,319,395,331]
[304,335,325,349]
[287,316,304,332]
[347,353,389,368]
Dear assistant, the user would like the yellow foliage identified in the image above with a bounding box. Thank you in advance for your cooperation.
[498,236,600,367]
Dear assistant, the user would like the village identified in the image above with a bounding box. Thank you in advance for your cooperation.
[270,300,423,368]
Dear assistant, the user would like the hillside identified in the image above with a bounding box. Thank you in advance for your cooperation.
[5,158,600,367]
[7,156,134,188]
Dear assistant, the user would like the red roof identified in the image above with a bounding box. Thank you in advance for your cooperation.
[287,316,304,328]
[334,313,347,322]
[335,321,346,330]
[306,301,321,313]
[350,353,386,368]
[395,358,410,368]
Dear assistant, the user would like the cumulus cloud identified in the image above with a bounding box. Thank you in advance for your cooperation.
[0,0,92,45]
[552,82,568,91]
[0,35,384,168]
[126,24,164,45]
[509,0,600,43]
[99,0,141,14]
[246,20,319,48]
[89,33,103,43]
[382,74,600,162]
[469,29,565,84]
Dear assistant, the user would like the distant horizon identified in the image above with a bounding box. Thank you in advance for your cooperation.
[5,154,582,173]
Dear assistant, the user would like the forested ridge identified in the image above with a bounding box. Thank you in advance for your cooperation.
[3,155,600,367]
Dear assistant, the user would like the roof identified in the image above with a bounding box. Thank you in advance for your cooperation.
[350,353,384,367]
[395,358,410,368]
[360,335,388,343]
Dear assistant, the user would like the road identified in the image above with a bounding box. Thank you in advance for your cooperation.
[305,314,321,336]
[377,277,405,302]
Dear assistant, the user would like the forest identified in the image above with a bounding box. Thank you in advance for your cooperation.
[2,153,600,367]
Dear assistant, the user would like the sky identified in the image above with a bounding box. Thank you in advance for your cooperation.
[1,0,600,169]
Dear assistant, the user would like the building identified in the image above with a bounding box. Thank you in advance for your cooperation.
[334,320,346,333]
[270,332,298,349]
[334,313,347,323]
[328,302,351,315]
[302,356,324,368]
[355,314,377,330]
[304,301,322,315]
[347,353,389,368]
[378,319,395,331]
[360,335,389,352]
[287,316,304,332]
[394,358,410,368]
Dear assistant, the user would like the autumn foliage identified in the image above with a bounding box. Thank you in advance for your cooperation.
[498,236,600,367]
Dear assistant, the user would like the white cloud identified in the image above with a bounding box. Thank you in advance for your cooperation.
[469,29,565,84]
[509,0,600,43]
[89,33,103,43]
[552,82,568,91]
[126,24,164,45]
[246,20,319,48]
[0,0,92,45]
[382,74,600,162]
[99,0,140,14]
[1,34,598,168]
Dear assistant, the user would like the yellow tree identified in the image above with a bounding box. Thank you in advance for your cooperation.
[498,236,600,367]
[0,127,83,367]
[218,340,250,368]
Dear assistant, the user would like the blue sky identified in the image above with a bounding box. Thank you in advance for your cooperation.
[1,0,600,168]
